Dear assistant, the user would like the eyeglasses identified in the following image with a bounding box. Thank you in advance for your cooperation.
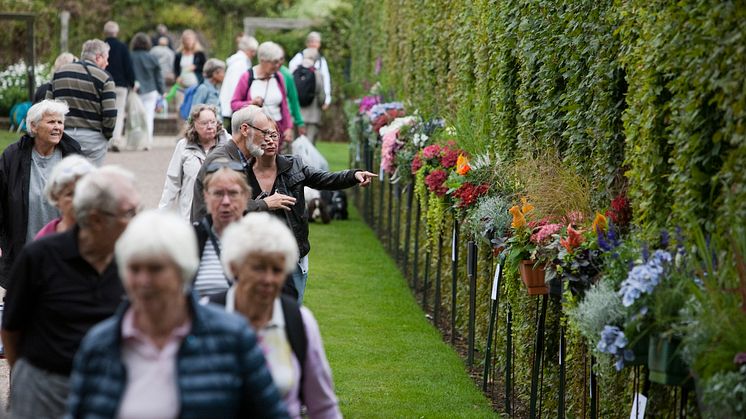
[243,122,279,141]
[205,160,246,174]
[196,120,218,127]
[101,205,139,220]
[208,189,244,200]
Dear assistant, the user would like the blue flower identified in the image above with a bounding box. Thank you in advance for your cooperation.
[597,326,631,370]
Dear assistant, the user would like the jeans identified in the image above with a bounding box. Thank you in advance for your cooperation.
[291,255,309,304]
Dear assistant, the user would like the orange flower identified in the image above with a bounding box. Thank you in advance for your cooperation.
[509,205,527,229]
[560,224,585,254]
[456,154,471,175]
[520,197,534,215]
[592,212,608,234]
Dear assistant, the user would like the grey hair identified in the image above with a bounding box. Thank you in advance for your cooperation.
[44,155,95,206]
[26,99,69,137]
[73,165,136,227]
[221,212,299,279]
[203,58,226,78]
[81,39,110,62]
[115,210,199,291]
[306,31,322,44]
[53,53,76,73]
[257,41,284,62]
[238,36,258,52]
[231,104,271,136]
[103,21,119,37]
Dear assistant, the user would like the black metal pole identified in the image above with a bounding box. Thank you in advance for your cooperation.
[387,181,393,251]
[590,355,598,419]
[377,173,384,237]
[450,217,459,345]
[483,254,504,392]
[529,295,549,419]
[394,184,402,263]
[422,250,431,310]
[467,240,477,367]
[505,305,513,415]
[412,200,421,291]
[403,185,414,277]
[434,233,443,326]
[559,324,566,419]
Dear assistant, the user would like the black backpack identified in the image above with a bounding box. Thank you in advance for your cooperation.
[293,66,316,107]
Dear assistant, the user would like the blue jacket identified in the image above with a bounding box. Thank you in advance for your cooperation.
[66,294,289,419]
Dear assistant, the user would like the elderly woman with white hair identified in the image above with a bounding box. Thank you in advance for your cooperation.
[1,165,139,418]
[34,154,95,239]
[0,99,81,287]
[231,41,294,147]
[66,210,289,419]
[210,212,342,419]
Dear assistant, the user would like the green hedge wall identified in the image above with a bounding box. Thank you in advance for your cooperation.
[350,0,746,238]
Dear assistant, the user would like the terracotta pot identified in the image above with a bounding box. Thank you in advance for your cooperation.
[519,260,548,295]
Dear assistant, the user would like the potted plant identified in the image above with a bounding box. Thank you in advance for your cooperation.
[505,198,548,295]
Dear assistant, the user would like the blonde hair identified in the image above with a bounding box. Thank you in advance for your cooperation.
[178,29,203,53]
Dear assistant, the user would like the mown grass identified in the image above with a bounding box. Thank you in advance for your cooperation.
[0,130,19,152]
[305,142,496,418]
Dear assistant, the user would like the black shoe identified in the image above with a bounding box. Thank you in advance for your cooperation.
[109,145,120,152]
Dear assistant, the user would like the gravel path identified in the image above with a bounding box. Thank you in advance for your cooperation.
[0,135,180,416]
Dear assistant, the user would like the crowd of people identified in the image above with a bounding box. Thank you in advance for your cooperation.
[0,21,376,419]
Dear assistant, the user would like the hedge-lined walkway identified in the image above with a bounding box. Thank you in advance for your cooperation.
[304,142,496,417]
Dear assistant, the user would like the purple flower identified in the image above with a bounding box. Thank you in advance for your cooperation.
[618,249,672,307]
[734,352,746,366]
[597,326,630,371]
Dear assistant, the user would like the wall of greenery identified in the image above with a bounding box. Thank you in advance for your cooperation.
[349,0,745,416]
[349,0,745,240]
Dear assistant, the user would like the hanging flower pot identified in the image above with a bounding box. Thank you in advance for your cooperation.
[519,260,548,295]
[648,334,691,387]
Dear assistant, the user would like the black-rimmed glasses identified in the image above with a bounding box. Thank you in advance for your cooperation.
[243,122,279,141]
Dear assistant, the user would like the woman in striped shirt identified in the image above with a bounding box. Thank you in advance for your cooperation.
[192,160,250,297]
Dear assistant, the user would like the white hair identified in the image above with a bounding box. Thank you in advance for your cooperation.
[221,212,299,279]
[203,58,225,78]
[81,39,110,62]
[231,104,272,137]
[73,165,136,227]
[44,155,95,206]
[238,36,258,52]
[257,41,284,62]
[103,21,119,37]
[115,210,199,290]
[26,99,69,137]
[306,31,321,44]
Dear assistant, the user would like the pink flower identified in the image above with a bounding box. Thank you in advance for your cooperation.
[530,223,562,245]
[440,148,459,168]
[411,154,423,174]
[424,169,448,196]
[422,144,442,160]
[380,130,401,174]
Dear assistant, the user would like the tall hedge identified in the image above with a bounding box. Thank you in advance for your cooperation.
[350,0,745,242]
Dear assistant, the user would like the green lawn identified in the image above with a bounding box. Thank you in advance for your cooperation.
[305,142,496,418]
[0,130,19,152]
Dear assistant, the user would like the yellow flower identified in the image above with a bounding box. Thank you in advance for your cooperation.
[509,205,527,229]
[520,197,534,215]
[592,212,608,234]
[456,154,471,175]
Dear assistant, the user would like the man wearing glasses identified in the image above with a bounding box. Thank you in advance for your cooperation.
[1,166,140,418]
[192,105,375,302]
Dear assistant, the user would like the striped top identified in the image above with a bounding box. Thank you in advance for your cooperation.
[46,60,117,139]
[194,238,232,297]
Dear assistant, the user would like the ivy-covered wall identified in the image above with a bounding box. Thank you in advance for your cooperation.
[350,0,746,239]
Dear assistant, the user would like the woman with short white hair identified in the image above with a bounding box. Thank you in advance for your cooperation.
[231,41,294,148]
[66,210,289,418]
[0,99,82,287]
[211,212,343,419]
[34,154,95,239]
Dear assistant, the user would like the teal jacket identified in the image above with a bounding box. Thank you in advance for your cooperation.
[65,293,289,419]
[280,66,304,127]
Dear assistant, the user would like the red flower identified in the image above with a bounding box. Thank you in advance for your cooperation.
[560,225,585,254]
[605,193,631,228]
[424,169,448,196]
[411,154,423,174]
[452,182,490,208]
[440,148,459,169]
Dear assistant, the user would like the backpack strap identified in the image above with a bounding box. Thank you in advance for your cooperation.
[280,294,307,403]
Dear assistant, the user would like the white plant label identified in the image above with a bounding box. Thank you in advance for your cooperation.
[451,227,456,262]
[629,393,647,419]
[491,264,501,301]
